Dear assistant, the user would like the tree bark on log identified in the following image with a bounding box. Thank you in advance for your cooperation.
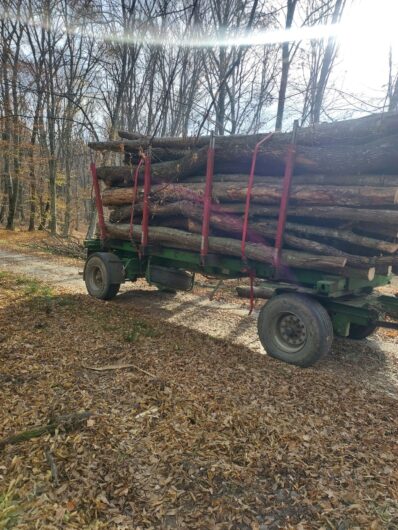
[129,202,382,268]
[236,285,275,299]
[184,173,398,187]
[278,221,398,254]
[352,224,398,240]
[107,202,398,227]
[97,146,207,185]
[90,111,398,149]
[90,132,398,178]
[104,222,348,273]
[123,147,191,165]
[118,130,147,140]
[102,182,398,208]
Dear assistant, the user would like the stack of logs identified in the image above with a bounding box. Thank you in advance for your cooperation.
[88,112,398,279]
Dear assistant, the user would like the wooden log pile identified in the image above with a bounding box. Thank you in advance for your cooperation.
[89,111,398,278]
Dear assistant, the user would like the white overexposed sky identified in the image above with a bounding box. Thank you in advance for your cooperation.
[338,0,398,94]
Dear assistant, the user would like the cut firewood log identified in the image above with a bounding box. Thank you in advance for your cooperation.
[352,224,398,240]
[142,203,384,269]
[102,182,398,208]
[90,133,398,177]
[104,222,349,273]
[118,131,147,140]
[123,147,190,164]
[236,285,275,299]
[97,146,207,185]
[107,202,398,227]
[92,111,398,149]
[184,173,398,187]
[278,221,398,254]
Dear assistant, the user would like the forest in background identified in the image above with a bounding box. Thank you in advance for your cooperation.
[1,0,398,236]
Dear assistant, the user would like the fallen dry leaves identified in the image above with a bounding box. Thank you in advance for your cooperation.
[0,271,397,529]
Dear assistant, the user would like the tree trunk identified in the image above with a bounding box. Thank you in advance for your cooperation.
[275,0,297,131]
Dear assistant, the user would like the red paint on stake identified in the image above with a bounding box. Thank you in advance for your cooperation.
[274,120,299,271]
[200,134,215,264]
[241,133,274,259]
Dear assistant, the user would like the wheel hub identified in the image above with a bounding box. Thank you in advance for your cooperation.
[93,267,104,288]
[277,313,307,349]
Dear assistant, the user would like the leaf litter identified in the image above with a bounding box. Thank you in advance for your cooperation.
[0,272,397,529]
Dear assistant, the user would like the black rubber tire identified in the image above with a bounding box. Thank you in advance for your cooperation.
[348,323,378,340]
[257,293,333,367]
[84,254,120,300]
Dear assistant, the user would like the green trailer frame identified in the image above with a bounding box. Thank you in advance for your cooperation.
[83,237,398,367]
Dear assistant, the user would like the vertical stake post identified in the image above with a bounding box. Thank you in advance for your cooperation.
[241,132,274,259]
[200,133,215,265]
[274,120,299,272]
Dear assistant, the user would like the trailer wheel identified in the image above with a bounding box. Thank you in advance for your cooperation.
[348,323,378,340]
[257,293,333,367]
[84,253,121,300]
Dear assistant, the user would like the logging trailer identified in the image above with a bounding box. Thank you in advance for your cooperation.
[84,128,398,368]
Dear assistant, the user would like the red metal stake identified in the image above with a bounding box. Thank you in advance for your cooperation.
[274,120,299,272]
[141,150,151,250]
[129,157,144,248]
[201,134,215,264]
[90,162,106,242]
[241,132,274,259]
[241,132,273,314]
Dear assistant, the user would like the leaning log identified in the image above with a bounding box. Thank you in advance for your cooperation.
[104,222,348,273]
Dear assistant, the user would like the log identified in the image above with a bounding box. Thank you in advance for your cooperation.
[123,147,191,164]
[352,224,398,240]
[236,285,275,299]
[90,132,398,178]
[184,173,398,187]
[280,221,398,254]
[108,202,398,227]
[0,411,92,450]
[128,201,378,269]
[104,222,348,273]
[97,146,207,185]
[91,111,398,149]
[91,135,398,178]
[217,134,398,175]
[102,182,398,208]
[118,130,147,140]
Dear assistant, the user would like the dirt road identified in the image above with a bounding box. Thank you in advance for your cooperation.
[1,247,397,396]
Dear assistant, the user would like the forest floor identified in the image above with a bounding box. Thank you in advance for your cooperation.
[0,229,397,529]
